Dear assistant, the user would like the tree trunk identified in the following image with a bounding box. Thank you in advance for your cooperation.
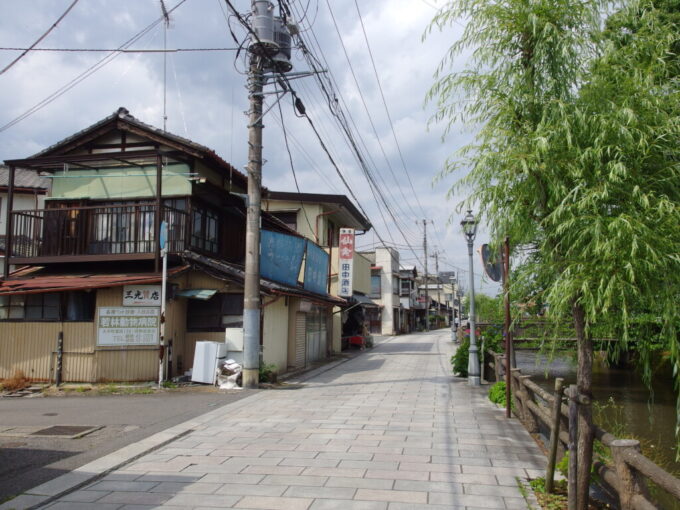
[573,301,593,510]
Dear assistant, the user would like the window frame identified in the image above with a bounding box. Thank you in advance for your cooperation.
[0,291,95,322]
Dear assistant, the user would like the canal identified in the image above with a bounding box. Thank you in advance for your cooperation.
[515,350,679,506]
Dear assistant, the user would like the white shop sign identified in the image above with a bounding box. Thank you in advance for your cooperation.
[122,285,162,306]
[97,307,160,346]
[338,228,355,297]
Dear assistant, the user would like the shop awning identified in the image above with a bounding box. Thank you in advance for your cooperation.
[0,265,189,296]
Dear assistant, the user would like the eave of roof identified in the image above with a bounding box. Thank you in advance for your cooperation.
[266,191,371,231]
[4,108,250,191]
[0,265,189,296]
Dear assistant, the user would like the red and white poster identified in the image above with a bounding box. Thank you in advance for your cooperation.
[338,228,355,297]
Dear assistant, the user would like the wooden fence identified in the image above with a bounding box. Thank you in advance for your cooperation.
[487,350,680,510]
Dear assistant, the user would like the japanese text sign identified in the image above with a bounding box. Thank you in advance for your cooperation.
[123,285,162,306]
[338,228,355,297]
[97,307,160,346]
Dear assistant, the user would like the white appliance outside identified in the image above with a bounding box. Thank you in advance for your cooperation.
[191,341,227,384]
[225,328,244,365]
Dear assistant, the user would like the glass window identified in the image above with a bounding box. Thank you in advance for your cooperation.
[370,274,381,297]
[0,291,94,321]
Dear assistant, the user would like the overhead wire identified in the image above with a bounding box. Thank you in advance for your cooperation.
[293,2,424,248]
[0,0,80,75]
[324,0,421,230]
[274,90,315,235]
[285,1,423,259]
[352,0,428,221]
[0,0,189,133]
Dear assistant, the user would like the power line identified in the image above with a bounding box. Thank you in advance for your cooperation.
[275,92,315,236]
[0,0,80,75]
[324,0,422,232]
[0,47,240,53]
[0,0,188,133]
[352,0,427,220]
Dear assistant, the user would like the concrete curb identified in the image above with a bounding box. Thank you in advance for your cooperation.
[0,390,270,510]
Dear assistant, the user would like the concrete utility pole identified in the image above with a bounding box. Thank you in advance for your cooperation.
[431,251,441,315]
[422,219,429,332]
[242,50,265,389]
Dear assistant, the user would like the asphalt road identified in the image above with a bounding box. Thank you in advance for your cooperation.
[0,388,255,503]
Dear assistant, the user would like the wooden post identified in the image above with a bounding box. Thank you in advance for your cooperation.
[567,385,579,510]
[510,368,523,419]
[545,377,565,493]
[519,374,538,433]
[611,439,645,510]
[4,165,15,279]
[54,331,64,386]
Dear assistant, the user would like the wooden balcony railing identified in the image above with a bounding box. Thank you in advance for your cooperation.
[9,203,189,263]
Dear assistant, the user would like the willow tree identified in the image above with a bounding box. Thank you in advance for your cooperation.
[427,0,679,507]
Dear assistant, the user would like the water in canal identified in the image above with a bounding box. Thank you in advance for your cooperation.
[515,350,679,506]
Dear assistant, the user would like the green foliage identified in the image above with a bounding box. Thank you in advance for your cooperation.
[451,338,470,377]
[259,363,278,383]
[161,381,178,389]
[488,381,507,406]
[427,0,680,455]
[474,294,504,323]
[529,477,568,510]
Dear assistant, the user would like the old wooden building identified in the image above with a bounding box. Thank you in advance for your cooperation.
[0,108,342,383]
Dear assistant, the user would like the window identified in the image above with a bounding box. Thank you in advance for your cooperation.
[400,279,411,296]
[191,205,219,254]
[187,293,244,331]
[370,273,381,298]
[0,291,95,321]
[392,277,399,295]
[270,211,298,232]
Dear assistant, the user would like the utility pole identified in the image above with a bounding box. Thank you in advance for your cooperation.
[431,250,441,316]
[242,2,268,389]
[422,219,429,332]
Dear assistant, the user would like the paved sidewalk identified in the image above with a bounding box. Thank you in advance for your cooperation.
[10,331,545,510]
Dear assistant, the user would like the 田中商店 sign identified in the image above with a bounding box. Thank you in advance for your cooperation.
[338,228,355,297]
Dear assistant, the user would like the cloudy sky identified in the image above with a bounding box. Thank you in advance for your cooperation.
[0,0,500,295]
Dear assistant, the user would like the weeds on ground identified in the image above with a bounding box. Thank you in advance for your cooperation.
[1,370,30,392]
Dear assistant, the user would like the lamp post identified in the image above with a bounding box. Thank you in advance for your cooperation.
[449,275,457,342]
[461,210,480,386]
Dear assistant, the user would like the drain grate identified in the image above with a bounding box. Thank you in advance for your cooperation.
[31,425,99,437]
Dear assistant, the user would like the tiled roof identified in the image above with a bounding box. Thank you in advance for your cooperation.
[0,166,49,190]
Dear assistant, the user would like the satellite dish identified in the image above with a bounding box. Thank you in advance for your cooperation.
[480,243,502,282]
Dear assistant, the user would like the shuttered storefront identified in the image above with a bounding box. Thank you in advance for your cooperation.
[305,305,327,364]
[294,312,306,368]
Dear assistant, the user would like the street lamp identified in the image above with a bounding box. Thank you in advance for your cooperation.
[461,209,480,386]
[449,275,457,342]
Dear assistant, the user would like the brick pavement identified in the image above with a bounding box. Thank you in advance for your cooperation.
[29,331,545,509]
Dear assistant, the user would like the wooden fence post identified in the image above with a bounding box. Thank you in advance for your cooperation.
[545,377,565,493]
[567,385,579,510]
[611,439,646,510]
[519,374,538,433]
[510,368,523,421]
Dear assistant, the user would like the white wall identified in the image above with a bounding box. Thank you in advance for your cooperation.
[376,247,399,335]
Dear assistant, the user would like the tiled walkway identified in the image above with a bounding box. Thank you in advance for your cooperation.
[40,331,545,509]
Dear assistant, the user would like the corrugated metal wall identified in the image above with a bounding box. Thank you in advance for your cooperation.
[0,271,242,383]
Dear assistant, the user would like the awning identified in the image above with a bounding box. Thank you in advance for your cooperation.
[0,265,189,296]
[352,294,380,308]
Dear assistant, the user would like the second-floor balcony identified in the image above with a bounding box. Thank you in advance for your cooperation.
[8,202,191,264]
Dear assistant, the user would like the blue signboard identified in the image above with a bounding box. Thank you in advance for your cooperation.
[260,230,305,287]
[304,240,329,295]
